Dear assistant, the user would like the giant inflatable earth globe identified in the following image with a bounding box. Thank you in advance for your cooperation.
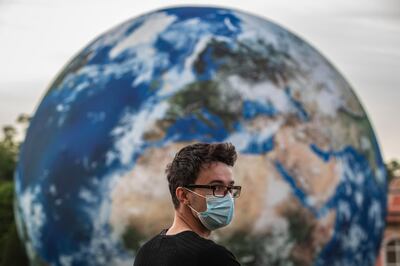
[15,6,387,266]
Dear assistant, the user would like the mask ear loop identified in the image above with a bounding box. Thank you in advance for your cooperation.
[184,187,206,199]
[183,187,206,214]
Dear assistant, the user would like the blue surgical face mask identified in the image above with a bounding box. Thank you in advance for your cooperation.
[186,189,234,231]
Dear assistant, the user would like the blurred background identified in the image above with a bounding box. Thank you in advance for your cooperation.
[0,0,399,265]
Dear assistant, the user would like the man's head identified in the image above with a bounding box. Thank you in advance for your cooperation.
[165,142,237,209]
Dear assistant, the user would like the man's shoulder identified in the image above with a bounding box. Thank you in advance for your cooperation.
[136,230,164,251]
[133,231,165,266]
[197,240,241,265]
[134,231,240,266]
[136,230,203,254]
[200,240,235,256]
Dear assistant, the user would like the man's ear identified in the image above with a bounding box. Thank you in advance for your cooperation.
[176,187,189,206]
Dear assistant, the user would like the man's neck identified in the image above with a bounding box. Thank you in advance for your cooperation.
[166,207,210,238]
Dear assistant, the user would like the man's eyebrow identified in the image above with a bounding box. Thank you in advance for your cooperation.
[207,180,235,185]
[207,180,224,185]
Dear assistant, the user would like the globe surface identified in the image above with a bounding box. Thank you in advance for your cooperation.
[16,6,387,266]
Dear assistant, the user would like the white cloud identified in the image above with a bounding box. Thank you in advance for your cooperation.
[109,12,176,58]
[109,101,169,165]
[18,185,46,255]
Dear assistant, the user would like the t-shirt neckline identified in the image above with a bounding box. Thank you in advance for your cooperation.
[160,229,196,238]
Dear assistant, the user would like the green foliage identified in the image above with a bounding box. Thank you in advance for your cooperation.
[122,227,146,252]
[167,80,241,131]
[0,115,30,266]
[0,127,18,182]
[285,208,314,244]
[221,230,294,266]
[0,114,30,182]
[194,39,295,84]
[386,159,400,183]
[284,207,315,266]
[0,181,14,238]
[1,223,29,266]
[220,230,259,266]
[0,180,29,266]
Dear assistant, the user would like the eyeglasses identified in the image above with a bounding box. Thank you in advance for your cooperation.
[185,184,242,198]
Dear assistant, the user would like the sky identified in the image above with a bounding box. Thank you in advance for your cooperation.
[0,0,399,160]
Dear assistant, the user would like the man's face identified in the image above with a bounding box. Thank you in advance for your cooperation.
[188,161,234,212]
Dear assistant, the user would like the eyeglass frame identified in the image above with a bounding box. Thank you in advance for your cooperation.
[184,184,242,198]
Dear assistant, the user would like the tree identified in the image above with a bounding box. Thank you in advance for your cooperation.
[0,114,30,181]
[0,126,18,181]
[0,115,30,266]
[386,159,400,183]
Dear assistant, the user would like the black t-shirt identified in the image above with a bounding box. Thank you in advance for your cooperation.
[133,230,241,266]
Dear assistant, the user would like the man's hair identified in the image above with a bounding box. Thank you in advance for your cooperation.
[165,142,237,209]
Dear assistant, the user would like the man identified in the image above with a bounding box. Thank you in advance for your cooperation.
[134,142,241,266]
